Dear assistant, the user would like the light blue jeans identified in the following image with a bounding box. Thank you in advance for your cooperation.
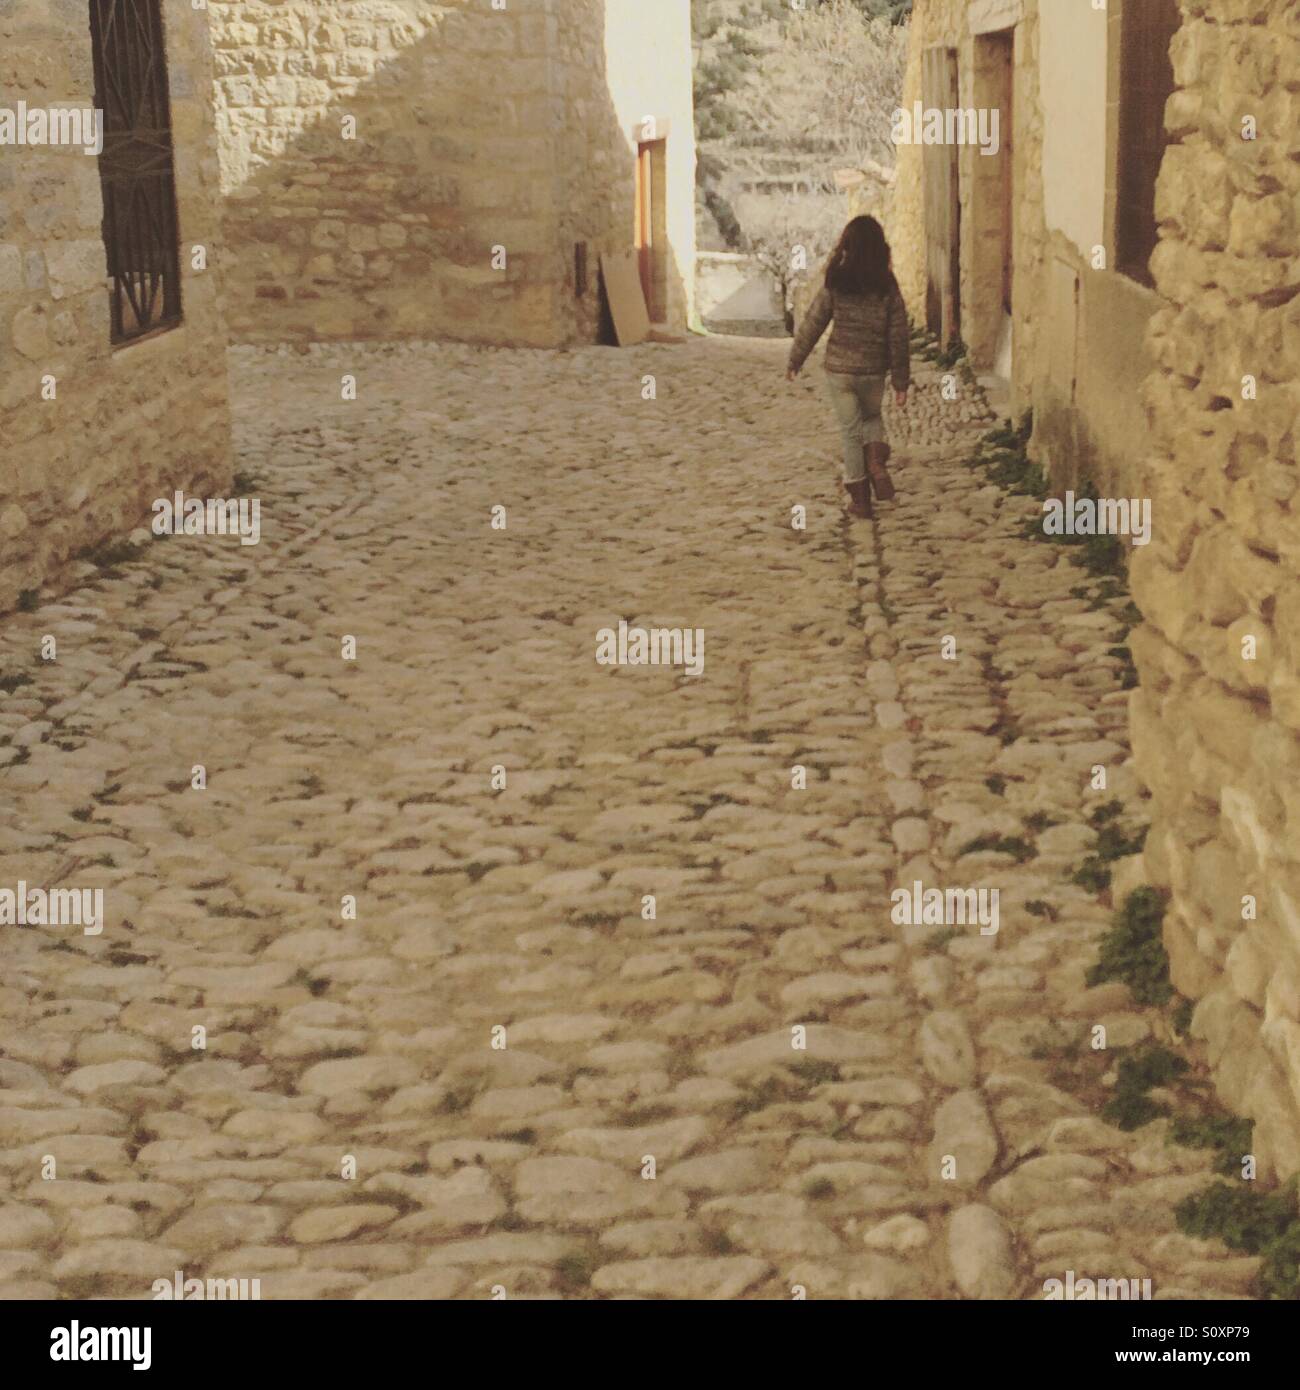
[824,370,886,482]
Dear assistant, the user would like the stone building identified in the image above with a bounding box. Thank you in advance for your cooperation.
[2,0,696,609]
[0,0,233,614]
[208,0,697,346]
[894,0,1300,1177]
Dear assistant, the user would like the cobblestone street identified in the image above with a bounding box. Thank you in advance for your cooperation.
[0,336,1250,1299]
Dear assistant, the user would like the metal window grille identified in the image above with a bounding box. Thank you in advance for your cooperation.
[88,0,184,343]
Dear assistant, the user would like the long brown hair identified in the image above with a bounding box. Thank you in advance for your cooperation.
[825,215,895,297]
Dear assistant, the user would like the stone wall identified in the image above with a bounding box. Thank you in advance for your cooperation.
[0,0,232,614]
[209,0,560,346]
[897,0,1300,1178]
[1130,0,1300,1179]
[209,0,694,346]
[890,0,1044,410]
[895,1,1173,499]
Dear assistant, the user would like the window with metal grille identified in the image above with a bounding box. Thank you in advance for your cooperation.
[89,0,183,344]
[1115,0,1181,287]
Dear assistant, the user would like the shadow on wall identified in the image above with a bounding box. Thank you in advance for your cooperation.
[215,0,690,348]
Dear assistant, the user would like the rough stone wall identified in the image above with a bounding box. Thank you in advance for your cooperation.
[0,0,232,613]
[889,0,1045,409]
[890,21,926,315]
[210,0,694,346]
[209,0,562,346]
[1130,0,1300,1180]
[553,0,637,344]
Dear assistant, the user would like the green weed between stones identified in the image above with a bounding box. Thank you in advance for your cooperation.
[1170,1114,1255,1177]
[959,833,1036,864]
[915,328,975,383]
[1101,1044,1188,1130]
[1086,887,1172,1005]
[1176,1182,1300,1300]
[970,422,1145,683]
[554,1245,603,1293]
[1071,816,1149,896]
[1083,890,1299,1296]
[82,538,146,574]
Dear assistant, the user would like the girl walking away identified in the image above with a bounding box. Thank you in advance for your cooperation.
[785,216,911,520]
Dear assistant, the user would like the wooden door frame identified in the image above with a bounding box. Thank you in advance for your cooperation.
[921,47,962,347]
[634,135,668,323]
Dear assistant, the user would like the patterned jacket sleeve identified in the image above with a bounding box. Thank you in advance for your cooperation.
[887,284,911,391]
[788,288,833,373]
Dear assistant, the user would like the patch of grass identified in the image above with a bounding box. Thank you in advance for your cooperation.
[107,950,150,967]
[1071,531,1126,579]
[1176,1182,1294,1253]
[804,1177,836,1201]
[701,1227,736,1256]
[17,589,39,612]
[1024,900,1058,921]
[1023,812,1059,833]
[934,337,968,370]
[788,1058,841,1087]
[573,911,620,929]
[0,673,34,695]
[1071,860,1112,894]
[1170,1113,1254,1177]
[555,1246,602,1293]
[497,1129,537,1146]
[925,927,960,952]
[730,1074,786,1120]
[437,1085,477,1115]
[1087,800,1124,828]
[493,1211,531,1233]
[1101,1043,1188,1131]
[1072,819,1148,897]
[1170,996,1195,1037]
[1095,822,1148,862]
[83,538,146,572]
[1107,646,1139,690]
[1117,600,1143,629]
[1027,1028,1073,1061]
[618,1104,676,1127]
[1176,1182,1300,1299]
[959,833,1036,864]
[984,775,1008,796]
[1086,887,1172,1006]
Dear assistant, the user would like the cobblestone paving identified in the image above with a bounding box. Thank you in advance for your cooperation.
[0,336,1251,1299]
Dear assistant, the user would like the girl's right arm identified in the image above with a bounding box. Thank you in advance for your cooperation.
[787,289,833,375]
[887,284,911,394]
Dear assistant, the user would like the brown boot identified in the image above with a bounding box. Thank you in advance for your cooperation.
[865,442,896,502]
[844,476,872,519]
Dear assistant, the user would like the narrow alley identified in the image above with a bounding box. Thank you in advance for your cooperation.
[0,337,1253,1299]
